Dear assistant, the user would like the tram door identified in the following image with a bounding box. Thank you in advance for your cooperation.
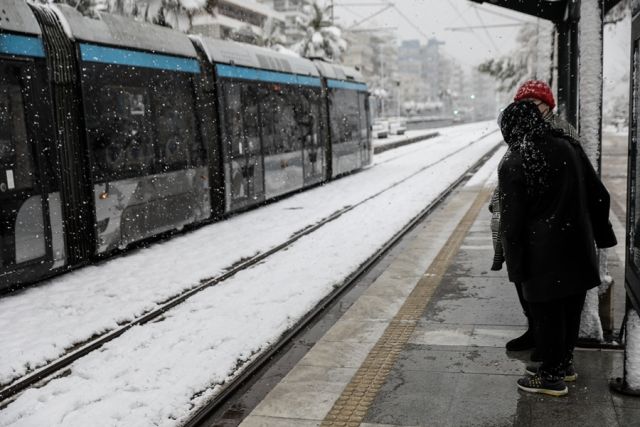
[222,81,265,211]
[626,13,640,311]
[0,61,48,272]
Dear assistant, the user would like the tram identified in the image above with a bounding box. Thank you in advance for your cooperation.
[0,0,372,291]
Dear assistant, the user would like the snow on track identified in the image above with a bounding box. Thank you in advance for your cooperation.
[1,122,501,426]
[0,120,493,388]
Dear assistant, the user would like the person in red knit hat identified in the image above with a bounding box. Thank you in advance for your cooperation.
[513,80,579,141]
[490,79,580,360]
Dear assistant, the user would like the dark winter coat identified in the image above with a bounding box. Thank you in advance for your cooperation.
[489,112,579,272]
[498,102,617,302]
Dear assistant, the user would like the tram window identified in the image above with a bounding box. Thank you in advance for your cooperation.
[154,79,203,171]
[259,85,278,156]
[219,80,263,157]
[0,80,35,192]
[242,84,261,155]
[329,89,361,144]
[278,88,299,153]
[294,89,320,149]
[358,93,368,141]
[88,85,155,181]
[219,81,243,157]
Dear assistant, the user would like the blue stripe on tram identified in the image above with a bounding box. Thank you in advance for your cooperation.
[79,43,200,73]
[327,79,368,92]
[216,64,322,87]
[0,33,45,58]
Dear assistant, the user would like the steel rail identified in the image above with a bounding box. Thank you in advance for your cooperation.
[0,130,499,405]
[182,142,503,427]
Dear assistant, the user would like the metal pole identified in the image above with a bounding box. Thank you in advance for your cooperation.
[569,18,579,130]
[331,0,334,24]
[556,21,571,123]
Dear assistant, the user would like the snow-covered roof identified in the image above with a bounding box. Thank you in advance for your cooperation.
[0,0,41,36]
[52,5,198,58]
[192,36,319,77]
[193,12,262,33]
[313,60,365,83]
[221,0,285,21]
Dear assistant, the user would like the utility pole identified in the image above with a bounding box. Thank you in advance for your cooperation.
[330,0,335,24]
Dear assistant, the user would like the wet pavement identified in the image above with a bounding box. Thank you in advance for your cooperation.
[232,134,639,427]
[362,208,636,427]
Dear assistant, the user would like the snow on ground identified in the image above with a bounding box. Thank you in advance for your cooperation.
[373,128,437,149]
[0,121,496,388]
[463,146,506,189]
[0,122,501,426]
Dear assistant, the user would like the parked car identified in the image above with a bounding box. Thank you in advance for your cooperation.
[372,120,389,138]
[388,117,407,135]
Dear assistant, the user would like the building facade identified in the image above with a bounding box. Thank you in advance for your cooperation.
[191,0,285,41]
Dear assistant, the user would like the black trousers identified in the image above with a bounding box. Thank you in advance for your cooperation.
[514,282,530,320]
[528,291,587,375]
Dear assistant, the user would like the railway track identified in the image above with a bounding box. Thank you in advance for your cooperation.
[183,139,502,427]
[0,129,500,408]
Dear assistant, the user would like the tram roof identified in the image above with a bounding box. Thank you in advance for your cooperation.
[313,60,365,84]
[0,0,42,36]
[52,5,198,59]
[192,36,320,78]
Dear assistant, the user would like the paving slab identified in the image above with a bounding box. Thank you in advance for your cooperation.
[239,161,635,427]
[249,365,355,421]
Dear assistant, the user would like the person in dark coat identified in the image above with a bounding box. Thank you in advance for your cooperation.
[498,101,617,396]
[491,80,580,356]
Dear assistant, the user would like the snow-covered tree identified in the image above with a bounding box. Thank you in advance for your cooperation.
[105,0,206,32]
[232,17,287,48]
[477,23,551,92]
[290,2,347,61]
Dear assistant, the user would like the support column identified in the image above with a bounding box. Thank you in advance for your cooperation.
[578,0,608,341]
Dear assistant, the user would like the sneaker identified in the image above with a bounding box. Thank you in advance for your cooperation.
[506,329,535,351]
[525,364,577,382]
[562,363,578,382]
[517,374,568,397]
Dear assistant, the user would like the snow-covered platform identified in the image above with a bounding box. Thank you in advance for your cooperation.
[223,137,638,427]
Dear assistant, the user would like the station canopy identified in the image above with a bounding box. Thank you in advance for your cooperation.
[469,0,624,22]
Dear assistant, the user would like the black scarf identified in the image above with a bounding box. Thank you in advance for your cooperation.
[499,101,553,196]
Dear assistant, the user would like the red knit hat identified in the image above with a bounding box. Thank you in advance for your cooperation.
[513,80,556,110]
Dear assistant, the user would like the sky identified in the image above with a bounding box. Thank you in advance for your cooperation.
[329,0,535,68]
[328,0,630,77]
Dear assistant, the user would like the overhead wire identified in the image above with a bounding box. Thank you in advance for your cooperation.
[443,0,493,51]
[473,6,501,54]
[348,3,394,29]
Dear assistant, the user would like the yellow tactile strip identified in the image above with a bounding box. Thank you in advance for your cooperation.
[321,188,492,427]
